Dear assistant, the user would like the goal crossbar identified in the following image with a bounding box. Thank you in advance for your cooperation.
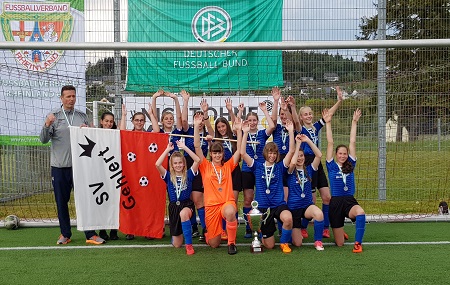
[1,39,450,51]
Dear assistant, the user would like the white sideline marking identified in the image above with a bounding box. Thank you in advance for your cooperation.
[1,241,450,251]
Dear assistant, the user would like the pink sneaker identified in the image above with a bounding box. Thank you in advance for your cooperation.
[322,229,330,238]
[314,240,324,251]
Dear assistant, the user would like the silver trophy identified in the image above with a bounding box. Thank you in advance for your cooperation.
[246,200,265,253]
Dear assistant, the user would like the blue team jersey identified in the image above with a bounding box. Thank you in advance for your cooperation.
[213,135,236,162]
[286,165,316,209]
[162,168,197,202]
[183,126,209,157]
[160,128,182,153]
[326,156,357,197]
[272,124,290,155]
[300,119,325,155]
[251,160,287,209]
[242,129,270,172]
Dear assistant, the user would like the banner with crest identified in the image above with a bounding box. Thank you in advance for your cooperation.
[0,0,85,140]
[126,0,283,92]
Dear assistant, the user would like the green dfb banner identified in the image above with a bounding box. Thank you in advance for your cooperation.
[126,0,283,92]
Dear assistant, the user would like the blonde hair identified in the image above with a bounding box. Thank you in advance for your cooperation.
[298,106,316,131]
[161,110,174,121]
[168,151,187,186]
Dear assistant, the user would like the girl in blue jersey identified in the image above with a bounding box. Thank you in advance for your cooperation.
[271,88,300,236]
[151,90,183,153]
[271,92,301,170]
[287,134,325,251]
[155,140,200,255]
[240,101,275,238]
[325,108,365,253]
[241,119,295,253]
[297,87,343,239]
[181,92,214,242]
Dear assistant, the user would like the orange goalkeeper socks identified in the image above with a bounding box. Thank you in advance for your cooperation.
[226,220,237,245]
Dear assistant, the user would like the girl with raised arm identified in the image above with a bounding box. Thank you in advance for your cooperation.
[151,90,183,152]
[287,133,325,250]
[119,102,158,132]
[181,92,214,241]
[194,113,242,255]
[156,140,200,255]
[214,99,243,240]
[241,119,295,254]
[271,88,300,236]
[240,101,275,238]
[325,108,366,253]
[297,86,343,239]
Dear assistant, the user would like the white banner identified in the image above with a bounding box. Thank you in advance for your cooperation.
[123,95,274,131]
[70,127,121,231]
[0,0,85,137]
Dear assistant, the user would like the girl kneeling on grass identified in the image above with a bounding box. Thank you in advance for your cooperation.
[287,133,325,251]
[241,119,295,254]
[156,140,200,255]
[325,108,366,253]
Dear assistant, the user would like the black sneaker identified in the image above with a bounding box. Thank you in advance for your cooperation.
[198,228,206,242]
[192,230,200,238]
[126,234,135,240]
[228,243,237,255]
[109,230,119,240]
[99,230,109,241]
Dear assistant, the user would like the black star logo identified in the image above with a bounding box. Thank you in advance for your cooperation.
[79,135,96,157]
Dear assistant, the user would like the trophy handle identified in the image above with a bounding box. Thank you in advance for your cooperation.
[261,208,270,224]
[242,213,249,226]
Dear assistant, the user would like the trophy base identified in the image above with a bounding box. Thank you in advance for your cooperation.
[251,246,263,253]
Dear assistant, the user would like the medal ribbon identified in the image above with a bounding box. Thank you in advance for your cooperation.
[281,128,288,147]
[175,176,184,201]
[249,132,257,155]
[223,137,232,153]
[338,165,349,189]
[295,169,305,196]
[62,107,74,126]
[211,163,223,185]
[305,127,318,145]
[264,163,274,192]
